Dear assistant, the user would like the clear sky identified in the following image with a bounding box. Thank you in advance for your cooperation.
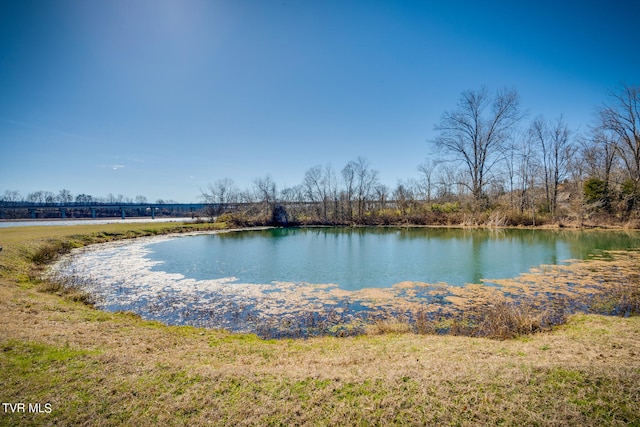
[1,0,637,202]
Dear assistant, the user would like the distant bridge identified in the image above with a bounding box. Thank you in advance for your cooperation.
[0,202,216,220]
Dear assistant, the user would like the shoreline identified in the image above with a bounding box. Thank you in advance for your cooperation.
[46,223,640,338]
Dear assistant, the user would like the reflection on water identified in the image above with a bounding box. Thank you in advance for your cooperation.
[51,227,640,336]
[146,227,640,289]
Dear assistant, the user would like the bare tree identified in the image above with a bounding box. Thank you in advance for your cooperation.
[303,165,328,221]
[27,191,45,204]
[597,83,640,208]
[580,128,619,211]
[57,189,73,204]
[393,180,416,215]
[341,161,356,221]
[529,115,575,217]
[202,178,238,217]
[44,191,56,205]
[417,159,438,203]
[76,194,93,204]
[2,190,22,203]
[514,137,539,214]
[433,87,523,204]
[373,183,389,212]
[253,175,277,216]
[353,157,379,221]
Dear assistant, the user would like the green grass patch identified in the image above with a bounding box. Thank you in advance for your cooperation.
[1,222,640,425]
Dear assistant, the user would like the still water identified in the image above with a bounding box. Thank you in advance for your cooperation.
[53,227,640,335]
[145,227,640,289]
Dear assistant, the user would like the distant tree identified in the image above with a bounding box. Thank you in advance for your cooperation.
[302,164,338,221]
[529,115,575,217]
[279,184,306,221]
[44,191,56,205]
[303,165,327,220]
[341,161,356,221]
[135,195,148,204]
[253,175,277,216]
[393,180,416,215]
[57,189,73,204]
[596,83,640,210]
[353,157,379,221]
[201,178,238,217]
[27,191,45,204]
[373,183,389,212]
[514,137,539,214]
[279,185,304,204]
[2,190,22,203]
[580,128,619,212]
[75,194,93,204]
[417,159,438,203]
[433,87,523,204]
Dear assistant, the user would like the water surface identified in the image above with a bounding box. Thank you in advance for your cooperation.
[53,227,640,335]
[146,227,640,288]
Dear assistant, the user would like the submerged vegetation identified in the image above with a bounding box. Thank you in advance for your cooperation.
[1,222,640,425]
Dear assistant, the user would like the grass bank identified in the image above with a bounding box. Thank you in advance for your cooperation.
[1,222,640,425]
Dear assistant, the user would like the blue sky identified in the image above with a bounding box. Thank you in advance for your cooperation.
[1,0,637,202]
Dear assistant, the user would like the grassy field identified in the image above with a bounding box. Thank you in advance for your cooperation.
[1,222,639,426]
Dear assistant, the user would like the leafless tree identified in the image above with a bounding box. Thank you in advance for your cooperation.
[417,159,438,203]
[27,191,45,204]
[373,183,389,212]
[44,191,56,205]
[57,189,73,204]
[433,86,523,204]
[353,157,379,221]
[2,190,22,203]
[253,175,277,216]
[303,165,332,221]
[393,180,416,215]
[597,83,640,201]
[76,194,93,204]
[529,115,575,217]
[201,178,238,217]
[514,137,539,214]
[341,161,356,221]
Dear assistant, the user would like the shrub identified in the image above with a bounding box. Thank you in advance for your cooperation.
[30,240,77,265]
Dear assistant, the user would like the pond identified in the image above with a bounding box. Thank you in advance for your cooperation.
[52,227,640,336]
[144,227,639,289]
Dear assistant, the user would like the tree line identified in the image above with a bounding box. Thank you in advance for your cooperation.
[4,83,638,227]
[0,190,178,206]
[202,83,639,227]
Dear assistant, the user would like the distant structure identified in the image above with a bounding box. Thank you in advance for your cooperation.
[271,204,289,226]
[0,202,206,220]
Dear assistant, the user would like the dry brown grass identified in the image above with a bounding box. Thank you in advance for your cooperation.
[1,223,640,425]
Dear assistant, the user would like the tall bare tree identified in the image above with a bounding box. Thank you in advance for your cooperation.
[303,165,336,221]
[353,157,379,221]
[597,83,640,206]
[433,87,523,204]
[253,175,277,216]
[57,189,73,204]
[417,159,438,203]
[201,178,238,217]
[341,161,356,221]
[2,190,22,203]
[529,115,575,217]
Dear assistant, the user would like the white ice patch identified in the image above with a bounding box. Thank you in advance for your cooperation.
[48,235,356,333]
